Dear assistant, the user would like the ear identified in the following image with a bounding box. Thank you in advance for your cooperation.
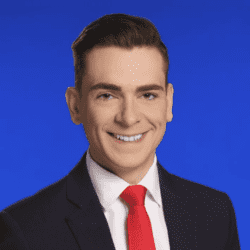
[166,83,174,122]
[65,87,82,125]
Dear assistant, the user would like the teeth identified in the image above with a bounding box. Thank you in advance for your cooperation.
[116,134,142,141]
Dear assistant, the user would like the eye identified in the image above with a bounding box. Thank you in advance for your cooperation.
[97,93,114,101]
[97,92,158,101]
[142,93,158,101]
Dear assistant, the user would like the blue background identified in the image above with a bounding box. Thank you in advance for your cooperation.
[1,0,249,248]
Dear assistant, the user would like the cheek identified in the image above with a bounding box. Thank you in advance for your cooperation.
[147,105,166,119]
[151,108,168,130]
[86,106,113,128]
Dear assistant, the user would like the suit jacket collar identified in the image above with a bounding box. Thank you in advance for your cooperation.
[65,151,115,249]
[65,151,192,250]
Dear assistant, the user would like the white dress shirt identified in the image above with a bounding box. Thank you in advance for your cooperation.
[86,147,170,250]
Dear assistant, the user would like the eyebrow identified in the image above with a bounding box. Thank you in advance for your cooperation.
[89,82,164,93]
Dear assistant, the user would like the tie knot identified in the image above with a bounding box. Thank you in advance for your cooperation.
[120,185,147,207]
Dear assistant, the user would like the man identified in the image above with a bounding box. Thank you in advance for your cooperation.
[0,13,240,250]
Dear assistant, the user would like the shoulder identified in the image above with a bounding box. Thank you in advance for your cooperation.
[0,175,69,248]
[172,172,228,198]
[1,174,68,221]
[158,163,232,208]
[159,166,238,227]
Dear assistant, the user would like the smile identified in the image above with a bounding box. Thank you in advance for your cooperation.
[108,132,147,142]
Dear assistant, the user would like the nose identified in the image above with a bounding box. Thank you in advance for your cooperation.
[115,96,140,127]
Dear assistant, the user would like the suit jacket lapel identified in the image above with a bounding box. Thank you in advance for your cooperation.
[65,152,116,250]
[64,151,194,250]
[157,161,195,250]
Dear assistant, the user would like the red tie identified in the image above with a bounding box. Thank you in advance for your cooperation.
[120,185,156,250]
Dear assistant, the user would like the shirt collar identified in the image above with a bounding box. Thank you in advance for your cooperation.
[86,147,162,211]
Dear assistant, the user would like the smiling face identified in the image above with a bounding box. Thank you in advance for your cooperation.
[66,46,174,184]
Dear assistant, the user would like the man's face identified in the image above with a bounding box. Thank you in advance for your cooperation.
[67,46,173,184]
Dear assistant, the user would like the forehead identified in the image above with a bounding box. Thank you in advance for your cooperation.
[83,46,166,90]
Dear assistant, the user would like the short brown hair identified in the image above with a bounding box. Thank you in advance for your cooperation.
[72,13,170,99]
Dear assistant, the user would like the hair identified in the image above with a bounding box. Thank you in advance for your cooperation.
[71,13,170,99]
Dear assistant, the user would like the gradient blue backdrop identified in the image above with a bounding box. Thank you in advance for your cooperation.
[1,0,249,248]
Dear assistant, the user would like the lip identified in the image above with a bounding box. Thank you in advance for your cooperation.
[108,132,146,137]
[107,131,148,143]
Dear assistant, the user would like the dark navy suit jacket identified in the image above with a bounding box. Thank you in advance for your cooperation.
[0,151,240,249]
